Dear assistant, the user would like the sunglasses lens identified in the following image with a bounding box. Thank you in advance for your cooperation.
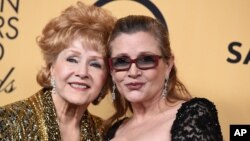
[110,55,161,71]
[137,55,158,69]
[111,57,130,70]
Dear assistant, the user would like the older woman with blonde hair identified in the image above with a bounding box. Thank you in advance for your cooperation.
[0,2,115,140]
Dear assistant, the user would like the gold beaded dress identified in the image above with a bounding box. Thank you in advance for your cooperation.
[0,88,103,141]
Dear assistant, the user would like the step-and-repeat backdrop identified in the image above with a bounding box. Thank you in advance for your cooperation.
[1,0,249,140]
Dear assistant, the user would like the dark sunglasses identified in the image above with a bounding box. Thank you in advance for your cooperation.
[109,55,163,71]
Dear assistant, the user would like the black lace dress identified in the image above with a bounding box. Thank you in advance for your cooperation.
[104,98,223,141]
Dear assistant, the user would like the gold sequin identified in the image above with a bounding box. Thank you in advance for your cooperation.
[0,89,103,141]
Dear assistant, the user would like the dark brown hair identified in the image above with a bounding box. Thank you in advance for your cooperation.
[103,15,191,134]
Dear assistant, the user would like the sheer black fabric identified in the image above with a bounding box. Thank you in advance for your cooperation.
[104,98,223,141]
[171,98,223,141]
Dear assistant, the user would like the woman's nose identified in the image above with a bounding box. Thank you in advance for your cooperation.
[128,63,141,78]
[75,65,89,79]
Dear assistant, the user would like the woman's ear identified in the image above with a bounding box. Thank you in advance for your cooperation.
[165,55,174,76]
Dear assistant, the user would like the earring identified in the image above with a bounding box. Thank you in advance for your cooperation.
[112,83,116,101]
[50,76,56,94]
[162,77,169,98]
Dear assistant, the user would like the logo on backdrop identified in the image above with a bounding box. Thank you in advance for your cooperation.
[230,125,250,141]
[0,0,19,93]
[94,0,168,31]
[95,1,250,65]
[227,42,250,65]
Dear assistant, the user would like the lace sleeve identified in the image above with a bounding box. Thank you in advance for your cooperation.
[171,98,223,141]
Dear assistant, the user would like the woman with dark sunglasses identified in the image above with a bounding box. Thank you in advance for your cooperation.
[103,15,223,141]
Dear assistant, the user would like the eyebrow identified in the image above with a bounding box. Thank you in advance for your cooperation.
[66,49,81,55]
[113,52,158,58]
[89,56,104,60]
[66,49,103,58]
[113,53,129,58]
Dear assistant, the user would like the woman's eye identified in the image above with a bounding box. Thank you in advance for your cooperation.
[141,56,155,63]
[66,57,78,63]
[114,57,130,66]
[90,62,102,68]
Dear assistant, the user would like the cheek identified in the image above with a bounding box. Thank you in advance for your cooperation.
[112,71,126,83]
[52,63,73,80]
[144,68,165,83]
[56,66,70,75]
[94,72,107,86]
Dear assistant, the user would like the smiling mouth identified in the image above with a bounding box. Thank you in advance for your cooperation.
[69,83,90,89]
